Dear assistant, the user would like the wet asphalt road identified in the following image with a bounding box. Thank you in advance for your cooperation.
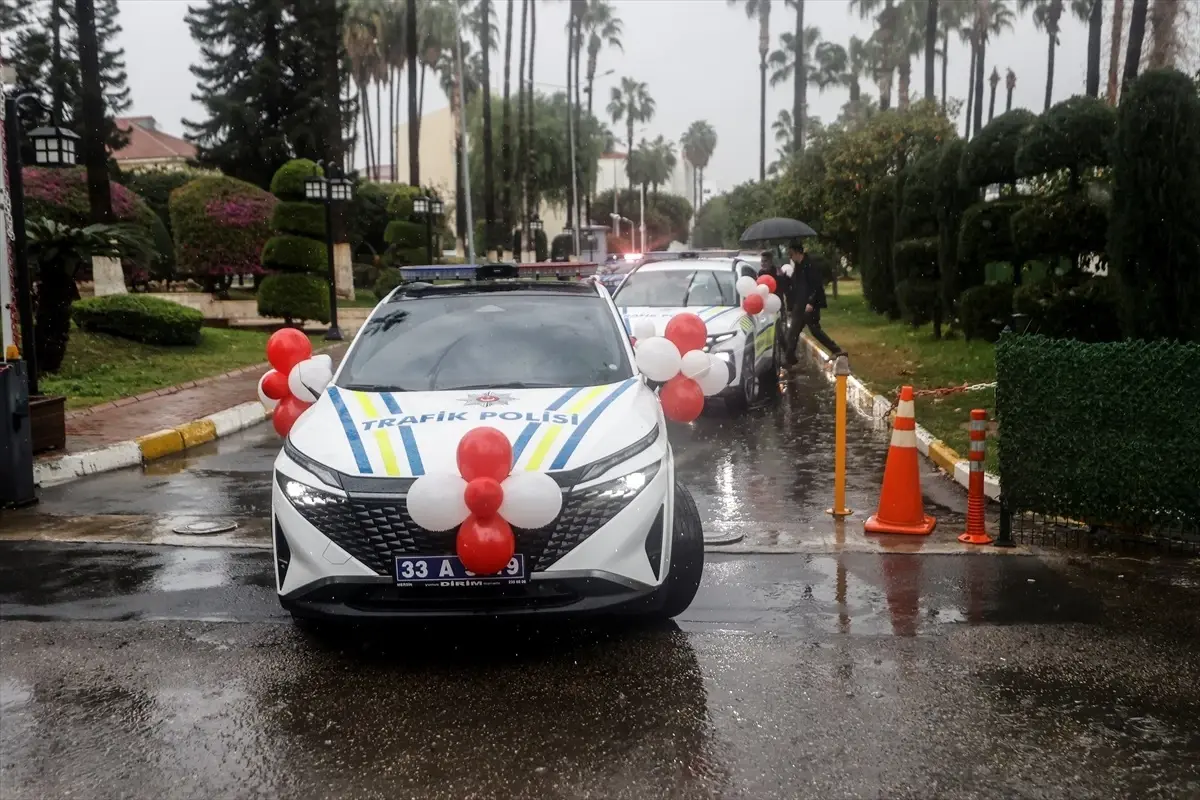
[4,363,1200,798]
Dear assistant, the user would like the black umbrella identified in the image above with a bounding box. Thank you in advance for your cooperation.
[738,217,818,245]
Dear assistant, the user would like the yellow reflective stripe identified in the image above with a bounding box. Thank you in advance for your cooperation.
[524,385,608,471]
[352,391,380,417]
[374,429,403,476]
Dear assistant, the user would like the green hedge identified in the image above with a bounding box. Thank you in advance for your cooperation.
[271,201,326,239]
[270,158,321,201]
[863,177,899,318]
[1010,191,1109,263]
[959,109,1038,188]
[257,273,330,324]
[71,294,204,346]
[996,334,1200,528]
[934,140,977,319]
[261,234,328,273]
[385,184,423,219]
[373,269,406,299]
[169,175,276,278]
[385,220,426,250]
[958,282,1013,342]
[1014,96,1116,181]
[893,237,939,326]
[958,199,1025,275]
[119,169,203,237]
[1012,275,1122,342]
[895,151,939,240]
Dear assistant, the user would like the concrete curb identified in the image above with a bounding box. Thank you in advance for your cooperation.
[800,334,1002,501]
[35,401,272,489]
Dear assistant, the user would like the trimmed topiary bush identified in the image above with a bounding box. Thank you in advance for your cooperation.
[257,273,330,325]
[1010,191,1109,264]
[1012,275,1122,342]
[893,153,942,329]
[261,234,328,272]
[959,282,1014,342]
[1109,68,1200,342]
[959,109,1038,188]
[271,201,326,240]
[170,175,276,284]
[935,140,978,321]
[863,177,899,318]
[1014,96,1116,182]
[385,185,423,219]
[71,294,204,346]
[373,268,406,299]
[958,198,1025,277]
[119,168,205,238]
[385,220,425,250]
[269,158,322,201]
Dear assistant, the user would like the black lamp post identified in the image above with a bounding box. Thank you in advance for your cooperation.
[413,195,444,264]
[4,86,79,397]
[304,162,354,341]
[529,215,543,261]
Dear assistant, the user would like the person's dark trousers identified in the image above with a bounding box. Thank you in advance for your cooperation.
[784,305,842,365]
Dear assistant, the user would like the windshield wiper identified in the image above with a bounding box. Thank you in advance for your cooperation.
[340,384,412,392]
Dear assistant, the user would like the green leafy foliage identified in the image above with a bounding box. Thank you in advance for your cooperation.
[895,151,940,239]
[373,269,406,300]
[691,194,731,248]
[934,140,978,318]
[893,237,939,325]
[958,282,1013,342]
[257,273,330,325]
[1014,96,1116,180]
[169,175,276,278]
[261,234,328,273]
[71,294,204,346]
[1109,69,1200,342]
[385,220,426,250]
[589,189,693,249]
[1010,191,1109,263]
[269,158,322,201]
[271,201,326,239]
[996,334,1200,528]
[511,229,550,261]
[385,185,423,219]
[118,169,206,238]
[862,177,899,318]
[958,199,1025,277]
[722,179,779,248]
[348,182,408,259]
[1012,275,1122,342]
[959,109,1038,187]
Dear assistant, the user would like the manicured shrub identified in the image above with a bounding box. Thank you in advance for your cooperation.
[1109,68,1200,342]
[269,158,321,201]
[1014,95,1116,182]
[959,109,1038,188]
[385,184,423,219]
[893,237,940,326]
[935,140,978,320]
[353,260,380,290]
[1010,191,1109,264]
[119,168,203,237]
[169,175,276,280]
[1012,275,1122,342]
[863,177,899,318]
[261,234,328,272]
[71,294,204,346]
[512,228,549,261]
[373,268,406,299]
[271,201,326,239]
[958,283,1014,342]
[257,273,330,325]
[958,198,1025,279]
[895,151,939,240]
[348,182,409,258]
[385,220,425,250]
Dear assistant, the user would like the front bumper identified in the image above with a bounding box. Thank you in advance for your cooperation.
[272,449,675,619]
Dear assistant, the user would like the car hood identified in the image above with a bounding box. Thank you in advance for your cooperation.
[287,378,658,477]
[619,305,751,337]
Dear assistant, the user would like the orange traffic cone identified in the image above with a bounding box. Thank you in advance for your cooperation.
[957,409,993,545]
[865,386,936,536]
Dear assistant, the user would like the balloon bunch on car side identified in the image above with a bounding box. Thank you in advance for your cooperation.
[630,312,730,424]
[405,427,563,575]
[256,329,334,437]
[736,274,782,316]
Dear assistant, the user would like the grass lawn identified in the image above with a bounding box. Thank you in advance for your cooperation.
[816,280,1000,473]
[42,327,322,410]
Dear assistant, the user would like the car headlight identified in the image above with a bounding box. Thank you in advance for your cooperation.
[283,438,342,489]
[276,472,346,508]
[704,331,738,352]
[590,461,660,502]
[577,424,660,482]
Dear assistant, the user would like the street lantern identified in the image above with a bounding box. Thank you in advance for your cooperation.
[27,125,79,167]
[329,177,354,202]
[530,215,544,232]
[303,175,327,201]
[413,196,429,215]
[430,197,444,216]
[306,162,355,341]
[414,194,443,264]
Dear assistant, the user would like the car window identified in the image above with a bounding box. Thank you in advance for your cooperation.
[337,293,633,392]
[614,269,736,307]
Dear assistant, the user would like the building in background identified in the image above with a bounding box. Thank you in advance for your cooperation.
[110,117,196,172]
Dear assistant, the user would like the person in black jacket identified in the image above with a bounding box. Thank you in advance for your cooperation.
[781,240,844,366]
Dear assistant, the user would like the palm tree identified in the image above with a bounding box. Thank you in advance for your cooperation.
[960,22,976,137]
[516,0,529,250]
[768,28,847,145]
[345,2,382,178]
[849,0,898,110]
[891,0,929,108]
[1122,0,1149,90]
[607,77,656,186]
[630,135,677,195]
[1018,0,1065,111]
[580,0,623,226]
[1108,0,1125,103]
[74,0,112,222]
[406,0,419,184]
[971,0,1015,136]
[501,0,514,233]
[840,35,876,112]
[924,0,938,101]
[786,0,805,153]
[680,120,717,213]
[727,0,772,179]
[936,0,968,109]
[416,1,455,140]
[526,0,537,245]
[478,0,496,251]
[772,108,794,152]
[1071,0,1103,97]
[1146,0,1179,69]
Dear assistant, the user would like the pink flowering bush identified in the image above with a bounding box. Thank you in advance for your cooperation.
[170,176,277,278]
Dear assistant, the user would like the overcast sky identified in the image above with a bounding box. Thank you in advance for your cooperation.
[119,0,1139,194]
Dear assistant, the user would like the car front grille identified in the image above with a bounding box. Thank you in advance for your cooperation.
[293,483,635,577]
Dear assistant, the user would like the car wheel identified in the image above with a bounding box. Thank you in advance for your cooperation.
[650,481,706,619]
[725,344,757,414]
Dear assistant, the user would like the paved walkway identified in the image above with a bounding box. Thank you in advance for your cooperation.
[48,344,349,456]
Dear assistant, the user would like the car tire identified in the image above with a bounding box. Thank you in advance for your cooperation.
[649,481,706,619]
[725,344,757,414]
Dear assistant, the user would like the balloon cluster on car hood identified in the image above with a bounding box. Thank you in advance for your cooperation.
[630,311,730,423]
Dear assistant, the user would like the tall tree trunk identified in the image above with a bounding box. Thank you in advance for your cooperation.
[481,0,497,250]
[406,0,419,185]
[419,64,427,119]
[964,42,976,138]
[758,3,770,180]
[879,0,895,110]
[1108,0,1125,104]
[325,1,343,170]
[563,21,573,233]
[50,0,67,125]
[501,0,514,241]
[526,0,537,245]
[375,79,382,179]
[793,0,805,154]
[988,69,998,121]
[516,0,528,256]
[1006,79,1014,110]
[572,19,582,232]
[1085,0,1102,97]
[1123,0,1149,89]
[360,81,374,178]
[898,57,911,109]
[850,78,861,106]
[941,28,950,108]
[1148,0,1180,69]
[74,0,113,223]
[925,0,938,101]
[1044,29,1056,111]
[388,68,396,181]
[973,37,986,136]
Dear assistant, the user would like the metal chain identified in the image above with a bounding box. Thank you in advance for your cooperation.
[878,381,998,419]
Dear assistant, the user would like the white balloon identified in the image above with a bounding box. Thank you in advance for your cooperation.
[288,357,334,403]
[635,336,682,382]
[697,354,731,396]
[256,372,279,411]
[631,318,656,340]
[764,293,782,314]
[756,284,770,298]
[406,474,469,531]
[499,471,563,529]
[680,349,711,379]
[735,275,757,298]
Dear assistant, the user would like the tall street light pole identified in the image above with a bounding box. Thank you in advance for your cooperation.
[305,162,354,342]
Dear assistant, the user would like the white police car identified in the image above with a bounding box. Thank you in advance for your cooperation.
[272,280,704,622]
[612,255,783,412]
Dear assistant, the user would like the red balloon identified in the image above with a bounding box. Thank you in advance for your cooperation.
[272,395,310,437]
[262,369,289,400]
[266,328,312,375]
[756,274,777,293]
[456,426,513,482]
[663,312,708,355]
[464,477,504,519]
[456,515,516,575]
[742,294,765,315]
[660,375,705,423]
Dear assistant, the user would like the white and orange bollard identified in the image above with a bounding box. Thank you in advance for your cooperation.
[957,409,993,545]
[865,385,936,536]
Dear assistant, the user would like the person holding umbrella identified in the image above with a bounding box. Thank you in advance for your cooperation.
[781,240,844,366]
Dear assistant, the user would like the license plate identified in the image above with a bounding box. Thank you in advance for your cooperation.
[394,555,528,586]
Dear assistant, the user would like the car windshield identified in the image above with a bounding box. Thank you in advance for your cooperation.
[614,269,737,308]
[336,291,634,392]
